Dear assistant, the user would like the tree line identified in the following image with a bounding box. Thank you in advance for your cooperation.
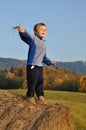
[0,66,86,92]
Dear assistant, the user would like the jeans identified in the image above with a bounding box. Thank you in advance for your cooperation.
[26,65,44,97]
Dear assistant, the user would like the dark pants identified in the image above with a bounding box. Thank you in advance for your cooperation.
[26,65,44,97]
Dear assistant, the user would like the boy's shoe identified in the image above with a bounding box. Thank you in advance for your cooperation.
[27,97,36,105]
[38,96,47,105]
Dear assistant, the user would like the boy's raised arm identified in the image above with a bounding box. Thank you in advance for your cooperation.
[13,25,34,45]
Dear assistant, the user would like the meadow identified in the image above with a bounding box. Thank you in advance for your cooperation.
[9,89,86,130]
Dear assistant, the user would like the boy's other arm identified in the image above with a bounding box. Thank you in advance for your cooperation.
[50,61,56,66]
[43,54,56,66]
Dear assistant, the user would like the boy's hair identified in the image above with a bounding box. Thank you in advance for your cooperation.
[33,23,46,33]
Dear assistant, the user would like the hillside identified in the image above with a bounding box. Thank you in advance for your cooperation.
[0,65,86,92]
[0,57,84,92]
[0,57,86,75]
[57,61,86,75]
[0,57,26,70]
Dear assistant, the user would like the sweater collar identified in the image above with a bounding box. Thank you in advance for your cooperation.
[35,34,43,40]
[35,34,46,42]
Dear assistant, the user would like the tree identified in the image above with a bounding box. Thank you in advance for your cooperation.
[18,69,23,77]
[10,66,14,73]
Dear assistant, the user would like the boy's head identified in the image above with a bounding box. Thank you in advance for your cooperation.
[33,23,47,39]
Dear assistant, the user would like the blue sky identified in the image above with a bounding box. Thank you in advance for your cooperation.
[0,0,86,62]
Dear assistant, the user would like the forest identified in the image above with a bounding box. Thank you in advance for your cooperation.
[0,66,86,92]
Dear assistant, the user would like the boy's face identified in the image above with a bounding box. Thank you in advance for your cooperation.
[35,25,47,39]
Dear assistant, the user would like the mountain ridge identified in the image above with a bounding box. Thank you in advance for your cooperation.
[0,57,86,75]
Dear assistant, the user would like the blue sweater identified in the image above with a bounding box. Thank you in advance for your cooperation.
[19,31,51,66]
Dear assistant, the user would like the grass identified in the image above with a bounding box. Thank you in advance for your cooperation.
[9,89,86,130]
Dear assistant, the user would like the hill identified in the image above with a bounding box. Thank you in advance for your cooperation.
[57,61,86,75]
[0,57,86,75]
[0,57,26,70]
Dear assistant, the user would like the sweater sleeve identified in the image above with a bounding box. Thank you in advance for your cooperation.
[19,31,34,45]
[43,54,51,66]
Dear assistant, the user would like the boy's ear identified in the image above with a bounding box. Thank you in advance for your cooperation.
[34,31,37,35]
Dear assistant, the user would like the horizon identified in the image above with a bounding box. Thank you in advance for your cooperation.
[0,57,86,63]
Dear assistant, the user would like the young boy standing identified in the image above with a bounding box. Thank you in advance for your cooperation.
[13,23,56,105]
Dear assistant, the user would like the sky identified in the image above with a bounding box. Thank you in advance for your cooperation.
[0,0,86,62]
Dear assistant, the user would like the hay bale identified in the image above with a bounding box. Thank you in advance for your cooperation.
[0,90,74,130]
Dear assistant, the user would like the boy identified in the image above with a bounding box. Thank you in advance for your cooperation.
[13,23,56,105]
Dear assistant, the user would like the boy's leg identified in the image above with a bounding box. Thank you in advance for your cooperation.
[35,67,47,105]
[26,65,39,97]
[35,67,44,97]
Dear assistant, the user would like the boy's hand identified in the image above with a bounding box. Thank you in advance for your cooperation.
[12,26,25,33]
[51,61,56,66]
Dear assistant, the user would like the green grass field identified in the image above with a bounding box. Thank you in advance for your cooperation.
[9,89,86,130]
